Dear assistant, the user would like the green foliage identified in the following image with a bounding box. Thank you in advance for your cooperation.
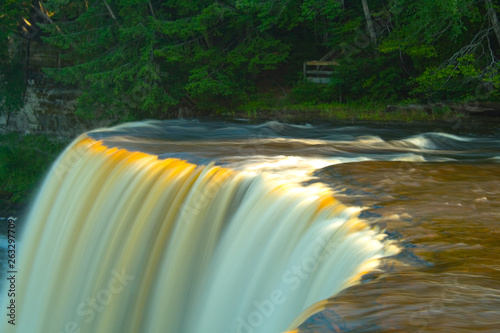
[300,0,342,22]
[0,133,67,204]
[0,58,25,113]
[291,82,337,105]
[329,55,408,103]
[39,0,293,118]
[386,0,481,46]
[3,0,500,118]
[380,0,498,101]
[483,64,500,99]
[412,55,483,100]
[0,0,29,39]
[0,0,28,113]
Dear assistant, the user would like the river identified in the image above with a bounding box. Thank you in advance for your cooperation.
[1,118,499,332]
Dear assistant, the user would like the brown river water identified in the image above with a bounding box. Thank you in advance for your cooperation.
[307,161,500,332]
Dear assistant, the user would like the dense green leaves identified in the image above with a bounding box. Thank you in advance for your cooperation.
[0,0,29,112]
[380,0,499,101]
[0,133,67,203]
[1,0,499,117]
[36,0,295,117]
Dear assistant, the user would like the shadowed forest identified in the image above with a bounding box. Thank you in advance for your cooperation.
[1,0,500,119]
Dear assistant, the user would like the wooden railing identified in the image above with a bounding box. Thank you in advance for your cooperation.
[303,60,338,84]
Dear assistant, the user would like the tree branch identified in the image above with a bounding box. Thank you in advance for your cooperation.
[361,0,378,57]
[485,0,500,46]
[148,1,156,19]
[102,0,122,28]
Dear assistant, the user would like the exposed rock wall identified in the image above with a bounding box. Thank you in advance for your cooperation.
[1,41,114,138]
[0,84,114,138]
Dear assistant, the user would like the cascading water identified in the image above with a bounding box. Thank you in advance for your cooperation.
[0,122,399,333]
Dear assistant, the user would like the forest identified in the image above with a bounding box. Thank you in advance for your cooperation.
[1,0,500,119]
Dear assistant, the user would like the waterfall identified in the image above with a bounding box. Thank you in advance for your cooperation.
[1,134,398,333]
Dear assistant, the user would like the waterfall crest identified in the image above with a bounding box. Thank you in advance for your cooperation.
[2,136,398,333]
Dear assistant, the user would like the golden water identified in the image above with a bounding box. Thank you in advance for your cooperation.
[1,136,397,333]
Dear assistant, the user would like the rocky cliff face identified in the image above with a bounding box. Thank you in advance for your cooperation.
[0,84,114,138]
[1,38,204,138]
[0,41,114,138]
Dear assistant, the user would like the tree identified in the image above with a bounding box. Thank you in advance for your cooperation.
[5,0,498,115]
[40,0,292,118]
[0,0,30,113]
[380,0,499,101]
[485,0,500,47]
[361,0,378,54]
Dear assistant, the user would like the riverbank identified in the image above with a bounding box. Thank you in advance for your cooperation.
[230,100,500,122]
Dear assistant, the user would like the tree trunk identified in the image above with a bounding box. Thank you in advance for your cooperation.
[149,0,156,19]
[103,0,122,28]
[485,0,500,47]
[361,0,378,56]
